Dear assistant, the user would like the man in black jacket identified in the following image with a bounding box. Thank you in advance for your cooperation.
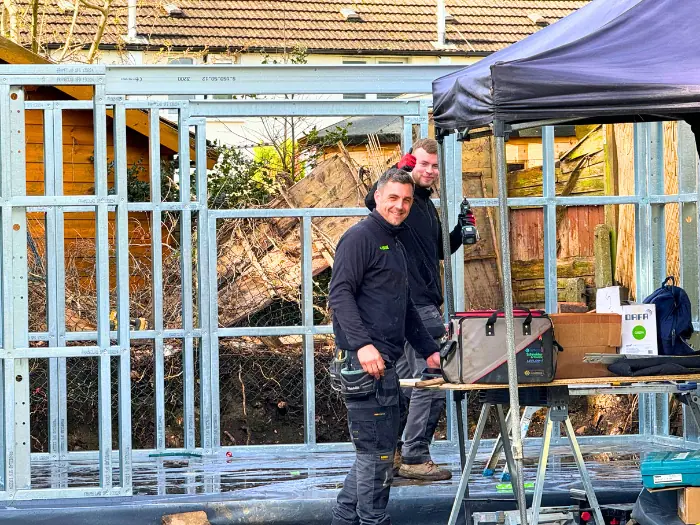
[365,138,475,481]
[330,167,440,525]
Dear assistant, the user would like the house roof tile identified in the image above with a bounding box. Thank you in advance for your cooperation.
[25,0,589,56]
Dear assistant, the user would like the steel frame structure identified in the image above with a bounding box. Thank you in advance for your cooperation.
[0,64,694,501]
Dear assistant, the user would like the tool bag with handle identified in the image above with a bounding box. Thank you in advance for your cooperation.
[440,308,561,384]
[642,276,697,356]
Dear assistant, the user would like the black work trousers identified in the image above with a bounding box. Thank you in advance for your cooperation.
[396,304,446,464]
[331,351,401,525]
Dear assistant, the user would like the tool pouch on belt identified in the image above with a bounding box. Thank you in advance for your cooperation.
[441,307,561,384]
[329,348,377,398]
[339,368,377,398]
[329,348,345,393]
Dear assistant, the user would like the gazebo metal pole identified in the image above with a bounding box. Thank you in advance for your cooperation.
[437,135,455,318]
[494,120,529,525]
[438,132,471,525]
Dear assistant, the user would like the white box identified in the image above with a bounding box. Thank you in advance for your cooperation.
[620,304,658,355]
[596,286,623,315]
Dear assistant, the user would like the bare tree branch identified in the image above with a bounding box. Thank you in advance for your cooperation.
[58,0,80,62]
[3,0,19,42]
[30,0,39,53]
[80,0,112,63]
[79,0,108,14]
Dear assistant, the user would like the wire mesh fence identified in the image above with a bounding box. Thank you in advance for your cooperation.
[24,205,651,453]
[25,211,350,451]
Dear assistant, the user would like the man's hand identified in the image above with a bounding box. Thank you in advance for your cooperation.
[458,208,476,228]
[426,352,441,369]
[397,153,416,172]
[357,344,385,379]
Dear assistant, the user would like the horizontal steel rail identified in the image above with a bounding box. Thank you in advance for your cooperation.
[188,99,425,117]
[104,64,462,95]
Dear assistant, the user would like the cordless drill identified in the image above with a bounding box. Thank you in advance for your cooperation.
[459,198,478,245]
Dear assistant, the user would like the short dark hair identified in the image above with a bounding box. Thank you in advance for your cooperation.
[376,167,415,191]
[412,138,438,155]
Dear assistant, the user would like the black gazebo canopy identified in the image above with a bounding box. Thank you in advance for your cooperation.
[432,0,700,133]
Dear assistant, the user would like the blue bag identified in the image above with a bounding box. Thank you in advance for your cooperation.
[642,276,696,356]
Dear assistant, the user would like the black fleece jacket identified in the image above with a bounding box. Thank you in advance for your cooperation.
[329,210,440,363]
[365,182,462,308]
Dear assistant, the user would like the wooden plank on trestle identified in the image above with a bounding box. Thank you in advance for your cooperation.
[405,373,700,391]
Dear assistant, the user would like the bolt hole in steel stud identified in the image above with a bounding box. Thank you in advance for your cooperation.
[15,375,22,382]
[10,93,17,100]
[13,224,20,231]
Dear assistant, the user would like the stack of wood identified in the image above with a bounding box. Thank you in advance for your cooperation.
[507,126,606,308]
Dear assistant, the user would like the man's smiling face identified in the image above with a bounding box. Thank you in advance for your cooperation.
[374,180,414,226]
[411,147,439,188]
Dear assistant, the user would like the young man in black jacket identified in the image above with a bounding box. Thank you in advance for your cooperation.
[365,138,476,481]
[330,167,440,525]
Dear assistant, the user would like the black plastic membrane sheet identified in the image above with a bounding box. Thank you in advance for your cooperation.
[0,438,681,524]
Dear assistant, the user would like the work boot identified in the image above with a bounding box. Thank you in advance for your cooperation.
[398,460,452,481]
[392,449,402,476]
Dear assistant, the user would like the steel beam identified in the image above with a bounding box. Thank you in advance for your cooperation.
[0,83,15,494]
[43,107,61,466]
[149,108,166,452]
[648,122,670,436]
[494,122,529,525]
[114,102,133,491]
[8,86,31,491]
[445,133,464,310]
[104,64,461,95]
[542,126,558,314]
[189,99,424,118]
[194,120,214,452]
[300,216,316,444]
[208,216,221,448]
[679,120,700,442]
[20,194,697,213]
[178,106,196,451]
[443,133,463,442]
[94,84,113,490]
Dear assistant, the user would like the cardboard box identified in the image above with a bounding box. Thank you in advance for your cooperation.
[678,487,700,524]
[551,313,622,379]
[620,304,658,355]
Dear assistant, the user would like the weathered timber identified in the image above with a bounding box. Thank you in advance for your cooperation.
[162,511,210,525]
[562,277,586,302]
[511,257,595,280]
[558,302,590,313]
[512,276,595,293]
[560,125,604,161]
[515,288,580,305]
[594,224,613,288]
[510,175,604,199]
[461,154,502,309]
[217,151,365,331]
[509,162,603,192]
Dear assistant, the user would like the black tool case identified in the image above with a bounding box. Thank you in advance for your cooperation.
[441,308,559,384]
